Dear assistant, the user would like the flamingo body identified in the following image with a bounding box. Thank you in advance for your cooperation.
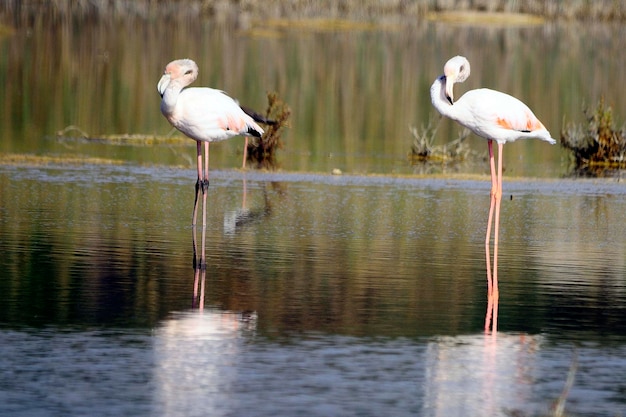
[430,56,556,333]
[430,72,555,145]
[158,59,264,143]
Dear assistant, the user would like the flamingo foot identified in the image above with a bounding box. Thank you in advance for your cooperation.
[192,179,209,226]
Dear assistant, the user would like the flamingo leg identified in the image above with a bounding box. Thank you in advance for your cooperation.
[484,140,495,331]
[199,142,210,229]
[242,137,249,169]
[192,141,210,227]
[203,141,210,186]
[484,140,503,333]
[198,179,208,309]
[491,142,504,330]
[485,141,496,293]
[192,141,203,226]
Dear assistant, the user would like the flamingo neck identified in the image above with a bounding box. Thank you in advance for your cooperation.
[160,84,184,116]
[430,76,455,120]
[430,76,470,125]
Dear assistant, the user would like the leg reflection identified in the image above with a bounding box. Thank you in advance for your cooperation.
[192,211,207,310]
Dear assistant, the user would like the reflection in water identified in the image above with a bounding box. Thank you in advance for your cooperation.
[192,225,207,310]
[160,206,259,414]
[223,176,273,235]
[423,333,541,416]
[191,170,208,308]
[154,310,257,416]
[485,290,499,334]
[1,165,626,415]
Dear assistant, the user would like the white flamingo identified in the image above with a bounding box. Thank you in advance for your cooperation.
[430,56,556,332]
[157,58,273,225]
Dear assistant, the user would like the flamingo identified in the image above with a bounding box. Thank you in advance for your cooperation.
[430,56,556,332]
[157,58,274,226]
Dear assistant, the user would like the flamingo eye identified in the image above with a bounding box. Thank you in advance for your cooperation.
[185,69,193,75]
[459,65,465,72]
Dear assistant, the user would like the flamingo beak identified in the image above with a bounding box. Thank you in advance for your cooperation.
[157,73,171,97]
[444,76,454,105]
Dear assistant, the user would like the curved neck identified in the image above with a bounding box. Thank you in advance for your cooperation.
[430,76,465,123]
[161,84,184,116]
[431,76,453,119]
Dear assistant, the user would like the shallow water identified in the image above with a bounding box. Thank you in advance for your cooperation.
[1,164,626,416]
[2,13,626,417]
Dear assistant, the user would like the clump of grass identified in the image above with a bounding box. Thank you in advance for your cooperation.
[561,98,626,175]
[246,91,291,170]
[409,117,472,164]
[56,125,187,145]
[0,152,123,166]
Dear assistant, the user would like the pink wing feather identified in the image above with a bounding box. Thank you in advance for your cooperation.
[456,88,554,144]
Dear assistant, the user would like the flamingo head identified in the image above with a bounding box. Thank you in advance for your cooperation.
[443,56,470,105]
[157,59,199,97]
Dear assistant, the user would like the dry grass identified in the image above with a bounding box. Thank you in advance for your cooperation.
[561,99,626,176]
[245,91,291,170]
[261,18,382,31]
[56,125,189,146]
[409,118,473,164]
[426,11,545,26]
[0,152,124,166]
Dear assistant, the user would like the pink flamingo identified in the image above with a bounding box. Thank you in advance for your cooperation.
[430,56,556,332]
[157,58,273,226]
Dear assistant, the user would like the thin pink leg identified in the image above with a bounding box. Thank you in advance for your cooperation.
[491,142,504,331]
[199,141,209,228]
[192,141,203,226]
[196,141,203,183]
[242,137,249,169]
[192,141,210,226]
[203,142,210,184]
[484,140,498,332]
[485,144,496,286]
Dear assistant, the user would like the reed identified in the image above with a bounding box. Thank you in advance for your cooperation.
[561,99,626,176]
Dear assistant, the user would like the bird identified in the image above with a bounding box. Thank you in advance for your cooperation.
[157,58,274,226]
[430,56,556,332]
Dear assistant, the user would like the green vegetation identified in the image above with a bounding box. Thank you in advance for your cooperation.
[561,99,626,176]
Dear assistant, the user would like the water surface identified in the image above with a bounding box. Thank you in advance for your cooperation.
[1,14,626,417]
[1,164,626,416]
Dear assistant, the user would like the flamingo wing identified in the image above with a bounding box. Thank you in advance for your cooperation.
[457,88,554,144]
[170,88,263,142]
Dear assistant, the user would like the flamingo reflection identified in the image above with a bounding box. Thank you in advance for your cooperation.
[191,184,207,310]
[223,175,273,235]
[192,176,276,309]
[423,332,540,416]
